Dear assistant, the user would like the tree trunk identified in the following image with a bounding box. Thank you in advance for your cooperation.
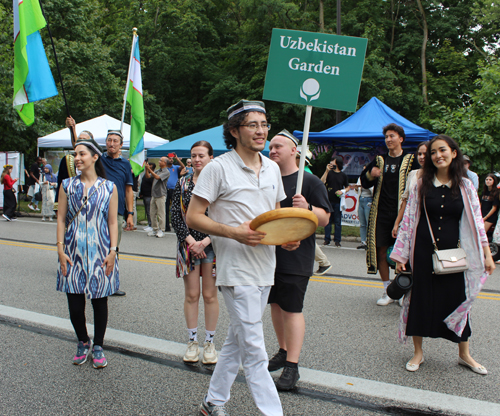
[416,0,429,105]
[319,0,324,32]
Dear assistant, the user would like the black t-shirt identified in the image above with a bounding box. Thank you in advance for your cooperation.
[141,176,154,198]
[276,171,332,277]
[378,154,404,214]
[325,170,349,203]
[481,188,499,223]
[27,162,40,186]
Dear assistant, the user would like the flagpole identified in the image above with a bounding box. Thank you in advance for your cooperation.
[38,0,75,142]
[120,28,137,134]
[296,105,313,195]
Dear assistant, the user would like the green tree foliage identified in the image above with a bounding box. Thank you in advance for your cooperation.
[427,58,500,174]
[0,0,498,169]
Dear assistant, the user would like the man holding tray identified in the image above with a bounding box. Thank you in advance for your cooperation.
[187,100,298,416]
[267,130,331,390]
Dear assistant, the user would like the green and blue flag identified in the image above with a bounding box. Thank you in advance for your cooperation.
[13,0,58,126]
[126,35,145,176]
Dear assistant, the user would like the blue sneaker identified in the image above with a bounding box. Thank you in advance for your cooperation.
[92,346,108,369]
[73,340,92,365]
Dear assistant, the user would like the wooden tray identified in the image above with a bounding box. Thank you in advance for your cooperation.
[249,208,318,245]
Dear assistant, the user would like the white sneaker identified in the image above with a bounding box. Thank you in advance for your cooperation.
[2,214,11,221]
[144,226,153,232]
[377,293,394,306]
[49,217,53,222]
[41,217,46,221]
[183,341,200,363]
[156,230,164,238]
[35,207,40,211]
[202,341,218,364]
[147,230,157,237]
[28,204,35,211]
[398,296,404,307]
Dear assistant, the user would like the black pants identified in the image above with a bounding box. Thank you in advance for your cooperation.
[3,189,17,218]
[66,294,108,347]
[165,188,174,231]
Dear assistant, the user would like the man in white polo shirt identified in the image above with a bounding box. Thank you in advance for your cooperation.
[187,100,298,416]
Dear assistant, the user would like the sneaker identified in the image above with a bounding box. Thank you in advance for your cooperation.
[315,265,332,275]
[28,203,35,211]
[202,341,218,364]
[275,365,300,391]
[10,217,17,221]
[183,340,200,363]
[156,230,164,238]
[335,241,341,247]
[73,340,92,365]
[2,214,11,221]
[377,292,394,306]
[147,230,157,237]
[49,217,53,222]
[200,399,229,416]
[398,296,404,307]
[144,226,153,232]
[41,217,46,221]
[92,345,108,368]
[323,240,330,246]
[357,243,367,249]
[35,207,40,211]
[268,349,287,372]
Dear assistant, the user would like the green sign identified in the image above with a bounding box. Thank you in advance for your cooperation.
[263,29,368,112]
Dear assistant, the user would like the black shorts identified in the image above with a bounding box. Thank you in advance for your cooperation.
[376,211,398,248]
[268,272,310,313]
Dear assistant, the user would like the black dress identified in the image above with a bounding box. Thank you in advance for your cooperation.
[406,184,471,343]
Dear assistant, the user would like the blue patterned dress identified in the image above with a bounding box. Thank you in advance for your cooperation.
[57,176,119,298]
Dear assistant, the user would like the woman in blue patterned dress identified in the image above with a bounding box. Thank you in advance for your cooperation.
[56,136,119,369]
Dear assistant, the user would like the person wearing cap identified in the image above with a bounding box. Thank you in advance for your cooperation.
[187,99,298,416]
[321,155,350,247]
[54,116,91,211]
[100,129,135,297]
[360,123,415,306]
[463,155,479,191]
[56,136,119,369]
[267,130,331,390]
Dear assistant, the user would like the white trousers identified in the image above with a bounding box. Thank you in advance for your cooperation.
[206,285,283,416]
[314,243,330,267]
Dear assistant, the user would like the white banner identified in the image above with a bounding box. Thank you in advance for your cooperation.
[0,152,21,209]
[341,188,360,227]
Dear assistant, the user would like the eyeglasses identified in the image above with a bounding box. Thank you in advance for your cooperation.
[240,123,271,131]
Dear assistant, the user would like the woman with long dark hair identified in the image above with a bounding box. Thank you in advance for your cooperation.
[57,136,118,369]
[171,140,219,365]
[391,135,494,375]
[480,173,499,233]
[1,164,18,221]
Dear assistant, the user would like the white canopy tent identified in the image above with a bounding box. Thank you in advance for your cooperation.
[37,114,168,150]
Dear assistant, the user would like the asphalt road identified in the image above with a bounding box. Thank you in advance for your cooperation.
[1,216,499,416]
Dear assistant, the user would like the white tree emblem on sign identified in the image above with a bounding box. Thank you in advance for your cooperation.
[300,78,321,102]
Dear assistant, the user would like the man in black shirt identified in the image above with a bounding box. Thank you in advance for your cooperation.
[360,123,414,306]
[321,156,350,246]
[140,162,155,231]
[267,130,331,390]
[27,157,42,211]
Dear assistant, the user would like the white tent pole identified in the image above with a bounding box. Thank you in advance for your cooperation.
[120,28,137,134]
[296,105,313,195]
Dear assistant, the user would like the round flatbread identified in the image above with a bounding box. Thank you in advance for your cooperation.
[250,208,318,245]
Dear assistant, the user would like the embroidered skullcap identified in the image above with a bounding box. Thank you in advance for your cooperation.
[75,136,103,156]
[79,130,94,140]
[296,147,313,166]
[276,129,298,146]
[107,129,124,140]
[227,99,266,120]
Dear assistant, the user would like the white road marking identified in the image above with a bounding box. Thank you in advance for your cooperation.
[1,304,498,416]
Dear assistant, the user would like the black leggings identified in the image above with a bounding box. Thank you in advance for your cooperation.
[66,294,108,347]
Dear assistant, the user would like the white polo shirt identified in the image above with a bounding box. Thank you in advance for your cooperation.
[193,149,286,286]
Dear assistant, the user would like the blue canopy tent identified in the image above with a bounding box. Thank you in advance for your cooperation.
[147,125,270,158]
[293,97,436,148]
